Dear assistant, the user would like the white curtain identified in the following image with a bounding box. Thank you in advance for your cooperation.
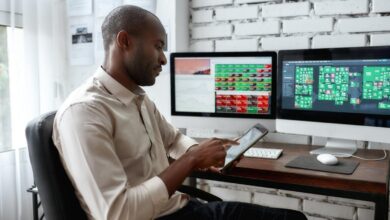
[0,0,67,219]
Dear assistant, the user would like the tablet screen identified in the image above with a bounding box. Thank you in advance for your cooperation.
[224,126,266,167]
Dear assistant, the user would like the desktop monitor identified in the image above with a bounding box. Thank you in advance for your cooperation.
[170,52,277,137]
[277,46,390,155]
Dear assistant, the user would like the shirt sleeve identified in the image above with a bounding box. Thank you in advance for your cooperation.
[53,103,169,220]
[150,100,198,159]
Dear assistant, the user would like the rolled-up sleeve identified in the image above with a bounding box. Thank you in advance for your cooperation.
[54,103,169,220]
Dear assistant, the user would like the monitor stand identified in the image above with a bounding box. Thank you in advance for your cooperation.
[309,138,357,158]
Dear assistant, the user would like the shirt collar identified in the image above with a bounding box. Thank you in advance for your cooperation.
[93,67,145,106]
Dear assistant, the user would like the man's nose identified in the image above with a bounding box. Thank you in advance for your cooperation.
[160,51,167,65]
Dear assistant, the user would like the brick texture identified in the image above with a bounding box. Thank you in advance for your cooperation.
[372,0,390,13]
[312,34,367,48]
[314,0,368,15]
[262,2,310,18]
[253,192,301,210]
[192,10,213,23]
[338,16,390,33]
[215,38,258,51]
[192,24,232,39]
[283,18,333,34]
[215,6,258,21]
[235,21,280,36]
[303,200,354,219]
[192,0,233,8]
[262,36,310,50]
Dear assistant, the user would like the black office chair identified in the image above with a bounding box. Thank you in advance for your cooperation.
[26,111,220,220]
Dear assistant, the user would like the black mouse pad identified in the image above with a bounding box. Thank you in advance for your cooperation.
[285,155,359,175]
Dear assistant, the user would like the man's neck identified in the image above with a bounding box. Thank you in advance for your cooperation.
[101,64,144,96]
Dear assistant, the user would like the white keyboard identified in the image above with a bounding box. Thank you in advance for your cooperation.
[244,148,283,159]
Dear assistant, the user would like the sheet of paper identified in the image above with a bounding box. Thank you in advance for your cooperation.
[123,0,156,13]
[94,0,122,17]
[67,0,92,17]
[68,17,94,66]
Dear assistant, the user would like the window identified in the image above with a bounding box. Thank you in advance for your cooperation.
[0,25,23,152]
[0,26,11,152]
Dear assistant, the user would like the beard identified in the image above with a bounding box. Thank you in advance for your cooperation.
[125,45,156,86]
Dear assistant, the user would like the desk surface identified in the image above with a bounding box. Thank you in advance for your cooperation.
[192,142,389,220]
[229,142,389,195]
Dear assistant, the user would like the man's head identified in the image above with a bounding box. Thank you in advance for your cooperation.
[102,5,167,86]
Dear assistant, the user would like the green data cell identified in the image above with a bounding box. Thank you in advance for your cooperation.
[378,102,390,109]
[294,96,312,109]
[214,63,271,92]
[294,67,314,109]
[318,66,350,105]
[363,66,390,101]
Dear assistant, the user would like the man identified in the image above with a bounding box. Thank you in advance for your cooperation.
[53,5,307,220]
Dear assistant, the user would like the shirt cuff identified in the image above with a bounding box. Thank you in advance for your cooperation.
[169,134,198,159]
[143,176,169,215]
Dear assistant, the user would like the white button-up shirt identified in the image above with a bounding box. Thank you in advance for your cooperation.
[53,67,198,220]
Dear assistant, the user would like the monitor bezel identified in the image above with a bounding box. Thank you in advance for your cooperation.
[170,51,277,119]
[277,46,390,128]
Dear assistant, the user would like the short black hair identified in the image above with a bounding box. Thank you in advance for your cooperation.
[101,5,154,52]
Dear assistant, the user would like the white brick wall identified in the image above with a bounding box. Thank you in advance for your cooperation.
[357,208,374,220]
[338,16,390,33]
[192,10,213,23]
[192,24,232,39]
[283,18,333,34]
[253,192,301,210]
[314,0,368,15]
[235,21,280,36]
[192,0,233,8]
[215,38,258,51]
[262,36,310,50]
[372,0,390,13]
[188,1,390,219]
[312,34,367,48]
[303,200,354,219]
[215,6,258,21]
[371,33,390,46]
[190,40,214,52]
[262,2,310,18]
[237,0,276,4]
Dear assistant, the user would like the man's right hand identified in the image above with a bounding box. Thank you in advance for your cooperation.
[186,138,239,170]
[158,137,238,196]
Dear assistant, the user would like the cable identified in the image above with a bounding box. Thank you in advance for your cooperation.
[334,149,387,161]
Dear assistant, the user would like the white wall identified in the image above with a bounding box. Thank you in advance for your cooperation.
[189,0,390,52]
[188,0,390,219]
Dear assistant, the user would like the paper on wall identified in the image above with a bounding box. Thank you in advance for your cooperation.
[67,0,92,17]
[94,0,122,18]
[68,16,94,66]
[123,0,156,14]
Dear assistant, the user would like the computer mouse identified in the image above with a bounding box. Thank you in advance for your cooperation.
[316,154,338,165]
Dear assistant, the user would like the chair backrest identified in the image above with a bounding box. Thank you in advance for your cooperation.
[26,111,87,220]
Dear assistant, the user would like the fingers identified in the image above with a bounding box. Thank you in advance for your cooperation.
[210,137,239,148]
[219,138,239,146]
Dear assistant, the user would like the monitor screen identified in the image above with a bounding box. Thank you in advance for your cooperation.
[170,52,277,119]
[278,46,390,127]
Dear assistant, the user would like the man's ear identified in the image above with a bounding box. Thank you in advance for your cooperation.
[116,30,133,50]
